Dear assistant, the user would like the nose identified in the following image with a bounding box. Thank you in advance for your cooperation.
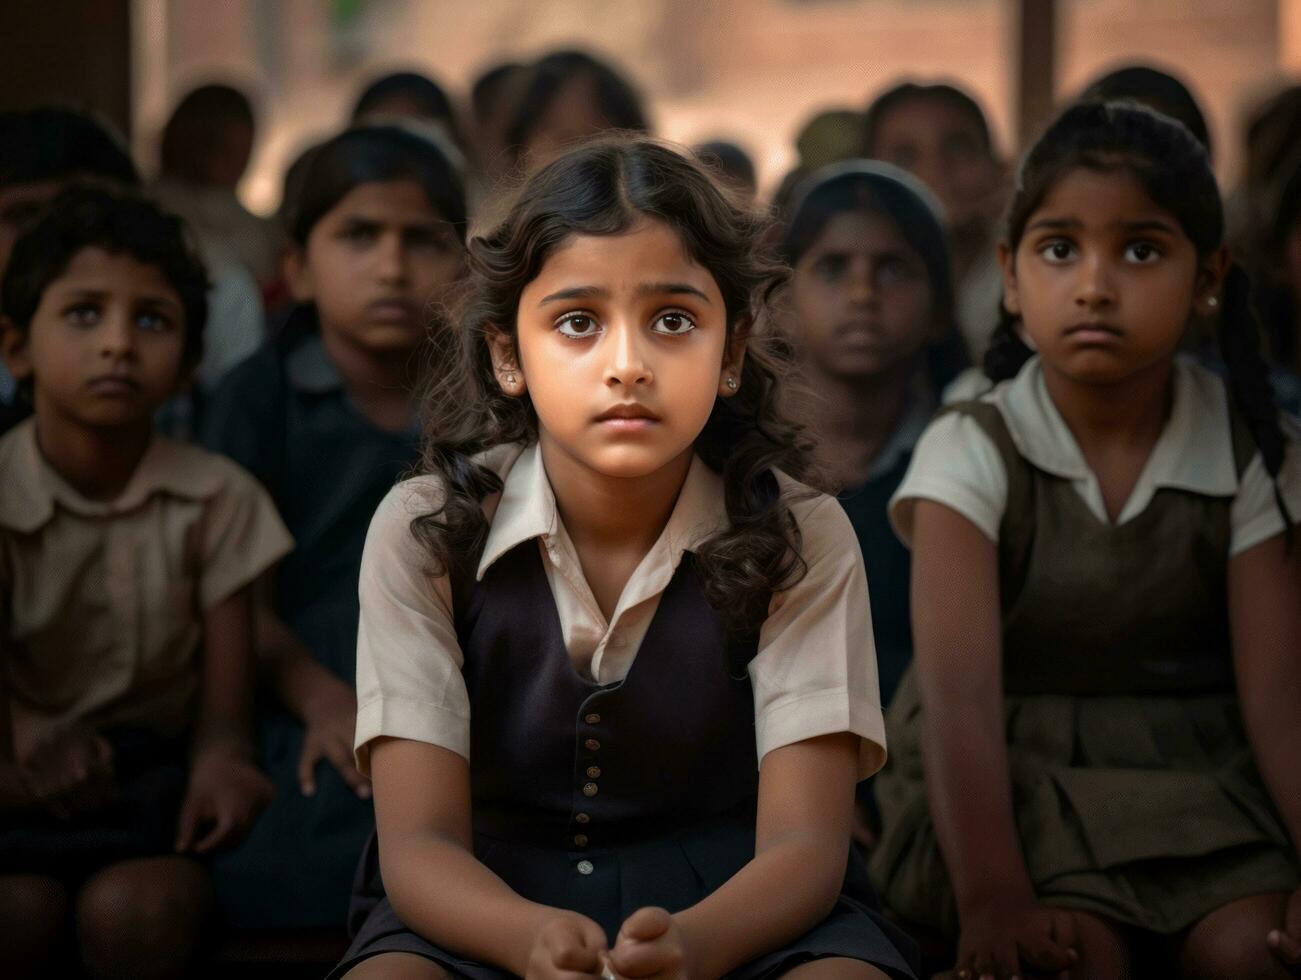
[603,319,652,388]
[1074,252,1116,310]
[847,257,875,306]
[98,308,135,359]
[376,230,409,285]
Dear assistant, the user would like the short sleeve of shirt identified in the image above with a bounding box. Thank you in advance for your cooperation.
[1230,414,1301,556]
[198,461,293,609]
[353,478,469,776]
[889,411,1009,548]
[748,492,887,780]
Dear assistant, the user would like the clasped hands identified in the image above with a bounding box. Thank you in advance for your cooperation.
[527,907,692,980]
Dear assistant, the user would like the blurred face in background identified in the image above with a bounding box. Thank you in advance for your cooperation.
[287,179,464,357]
[869,95,1002,234]
[790,209,937,383]
[523,73,610,165]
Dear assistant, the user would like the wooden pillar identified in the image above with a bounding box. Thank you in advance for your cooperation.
[1014,0,1057,152]
[0,0,133,138]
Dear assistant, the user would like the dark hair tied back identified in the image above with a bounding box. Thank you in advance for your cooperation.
[988,100,1293,534]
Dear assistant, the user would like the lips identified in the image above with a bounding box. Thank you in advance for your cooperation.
[594,403,661,427]
[366,298,419,322]
[1065,322,1123,337]
[86,376,140,396]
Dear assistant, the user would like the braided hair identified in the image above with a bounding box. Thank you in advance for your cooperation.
[985,100,1293,532]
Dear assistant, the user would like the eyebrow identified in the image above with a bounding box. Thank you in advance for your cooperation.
[59,288,182,312]
[1026,216,1180,235]
[538,282,712,307]
[339,214,448,231]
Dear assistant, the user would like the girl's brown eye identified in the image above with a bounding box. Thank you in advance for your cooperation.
[556,313,600,338]
[652,311,696,335]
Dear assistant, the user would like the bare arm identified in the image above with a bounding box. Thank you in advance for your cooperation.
[910,500,1032,910]
[175,586,274,853]
[660,732,859,980]
[1230,531,1301,845]
[252,575,368,797]
[371,736,603,976]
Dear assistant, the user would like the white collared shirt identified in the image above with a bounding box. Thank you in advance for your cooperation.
[0,419,292,754]
[354,443,887,779]
[891,355,1301,555]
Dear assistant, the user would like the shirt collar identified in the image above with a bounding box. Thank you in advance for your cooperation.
[475,441,729,581]
[991,354,1238,496]
[0,419,229,532]
[284,318,344,394]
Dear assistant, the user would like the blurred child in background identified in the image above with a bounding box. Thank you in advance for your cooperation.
[201,124,467,930]
[0,187,288,976]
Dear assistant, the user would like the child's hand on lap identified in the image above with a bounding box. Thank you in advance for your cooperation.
[526,911,608,980]
[610,907,694,980]
[1266,886,1301,969]
[956,901,1078,980]
[175,748,273,854]
[22,724,116,820]
[298,677,370,799]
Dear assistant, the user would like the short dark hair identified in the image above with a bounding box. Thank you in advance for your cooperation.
[282,124,467,247]
[693,140,757,195]
[863,81,994,157]
[0,107,139,189]
[2,186,209,366]
[352,70,464,148]
[159,84,255,183]
[504,50,648,155]
[470,62,523,124]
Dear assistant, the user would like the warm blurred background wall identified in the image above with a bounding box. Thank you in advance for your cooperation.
[4,0,1299,213]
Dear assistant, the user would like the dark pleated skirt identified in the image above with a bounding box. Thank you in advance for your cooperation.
[870,669,1300,936]
[0,728,188,881]
[330,813,918,979]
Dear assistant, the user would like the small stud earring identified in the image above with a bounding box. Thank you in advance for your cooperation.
[505,372,517,385]
[726,377,738,391]
[1207,296,1219,309]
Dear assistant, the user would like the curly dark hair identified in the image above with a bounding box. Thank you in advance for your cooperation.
[984,100,1293,531]
[413,136,818,633]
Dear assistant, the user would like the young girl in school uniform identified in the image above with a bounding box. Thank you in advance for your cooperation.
[331,137,918,980]
[870,102,1301,979]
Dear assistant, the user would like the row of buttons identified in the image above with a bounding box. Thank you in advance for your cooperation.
[575,712,602,863]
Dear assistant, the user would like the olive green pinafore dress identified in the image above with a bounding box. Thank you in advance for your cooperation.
[869,401,1299,937]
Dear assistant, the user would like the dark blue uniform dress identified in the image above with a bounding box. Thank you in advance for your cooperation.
[331,542,918,979]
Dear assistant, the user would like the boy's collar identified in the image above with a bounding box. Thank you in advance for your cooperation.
[0,418,228,531]
[285,328,345,394]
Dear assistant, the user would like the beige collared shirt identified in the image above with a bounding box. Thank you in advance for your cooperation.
[355,443,887,779]
[892,355,1301,554]
[0,420,292,755]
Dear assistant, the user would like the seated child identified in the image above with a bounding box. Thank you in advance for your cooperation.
[780,161,955,718]
[201,123,467,930]
[0,187,290,976]
[0,107,140,435]
[871,102,1301,979]
[331,137,918,980]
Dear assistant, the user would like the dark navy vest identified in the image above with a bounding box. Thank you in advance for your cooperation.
[457,540,760,852]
